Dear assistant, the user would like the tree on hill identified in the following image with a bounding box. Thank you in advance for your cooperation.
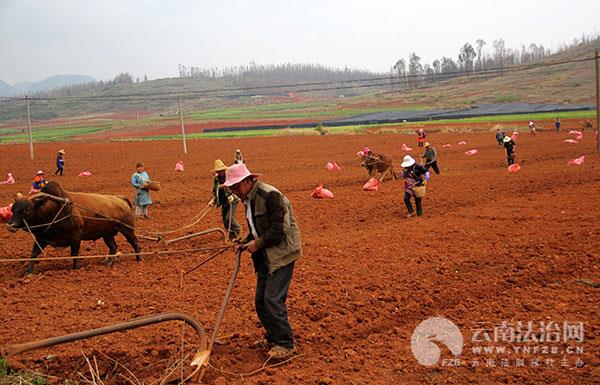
[458,42,476,72]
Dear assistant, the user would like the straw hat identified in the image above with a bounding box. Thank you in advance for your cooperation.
[58,149,65,154]
[36,170,44,175]
[212,159,228,172]
[424,142,431,147]
[503,136,512,143]
[401,155,415,168]
[224,163,260,187]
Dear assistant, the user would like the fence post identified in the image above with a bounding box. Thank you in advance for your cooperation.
[25,95,34,160]
[178,94,188,154]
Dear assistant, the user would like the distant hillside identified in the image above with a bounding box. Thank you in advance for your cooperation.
[0,79,14,97]
[0,37,599,123]
[0,74,95,97]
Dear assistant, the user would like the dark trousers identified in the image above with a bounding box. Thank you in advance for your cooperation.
[404,192,423,216]
[255,262,295,349]
[497,139,504,147]
[54,167,63,176]
[220,201,241,239]
[425,161,440,174]
[507,153,515,165]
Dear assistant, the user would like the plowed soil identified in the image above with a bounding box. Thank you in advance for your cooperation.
[0,129,598,384]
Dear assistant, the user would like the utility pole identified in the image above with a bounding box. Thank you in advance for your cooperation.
[25,96,34,160]
[596,50,600,154]
[178,94,188,154]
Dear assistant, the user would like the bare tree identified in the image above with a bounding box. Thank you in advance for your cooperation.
[408,52,423,88]
[475,39,486,70]
[458,42,476,72]
[492,38,506,74]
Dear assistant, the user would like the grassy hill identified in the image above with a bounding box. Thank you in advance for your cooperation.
[0,38,598,142]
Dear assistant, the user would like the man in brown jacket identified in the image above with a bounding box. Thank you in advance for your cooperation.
[225,163,301,359]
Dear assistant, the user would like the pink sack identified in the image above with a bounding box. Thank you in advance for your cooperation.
[326,161,341,172]
[356,151,365,157]
[362,177,379,191]
[0,204,12,223]
[511,134,518,141]
[563,139,578,144]
[465,149,478,156]
[507,164,521,173]
[442,144,452,148]
[401,143,413,152]
[568,155,585,166]
[458,141,467,145]
[363,147,370,154]
[78,171,92,177]
[0,173,15,185]
[175,160,184,171]
[311,184,334,199]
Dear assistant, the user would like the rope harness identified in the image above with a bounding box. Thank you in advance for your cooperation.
[5,191,223,264]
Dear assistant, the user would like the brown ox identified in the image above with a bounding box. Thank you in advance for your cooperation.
[361,152,398,181]
[7,181,140,274]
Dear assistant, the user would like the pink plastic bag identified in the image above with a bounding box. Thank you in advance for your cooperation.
[458,141,467,145]
[465,149,478,156]
[175,160,184,171]
[507,164,521,173]
[442,144,452,148]
[363,147,370,154]
[401,143,413,152]
[568,155,585,166]
[78,171,93,177]
[0,204,12,223]
[568,130,583,140]
[0,173,15,185]
[326,162,341,172]
[563,139,578,144]
[362,177,379,191]
[311,184,334,199]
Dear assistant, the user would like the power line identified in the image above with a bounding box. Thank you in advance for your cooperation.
[0,56,595,104]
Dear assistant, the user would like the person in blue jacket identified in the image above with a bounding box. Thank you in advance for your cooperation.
[131,162,152,220]
[54,149,65,176]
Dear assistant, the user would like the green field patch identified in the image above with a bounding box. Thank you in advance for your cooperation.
[0,125,111,143]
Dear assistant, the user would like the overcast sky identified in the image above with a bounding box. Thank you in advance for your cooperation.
[1,0,599,84]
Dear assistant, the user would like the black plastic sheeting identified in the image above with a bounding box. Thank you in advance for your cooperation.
[205,103,594,133]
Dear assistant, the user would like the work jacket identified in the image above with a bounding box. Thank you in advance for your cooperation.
[242,180,302,274]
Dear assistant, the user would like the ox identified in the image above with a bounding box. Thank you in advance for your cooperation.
[7,181,140,274]
[361,152,398,181]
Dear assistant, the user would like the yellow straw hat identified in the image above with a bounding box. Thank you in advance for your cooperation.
[58,149,65,154]
[212,159,228,172]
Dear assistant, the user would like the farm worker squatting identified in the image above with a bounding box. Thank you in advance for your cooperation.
[234,149,245,164]
[401,155,427,218]
[131,162,152,220]
[225,163,302,360]
[31,170,47,194]
[209,159,241,240]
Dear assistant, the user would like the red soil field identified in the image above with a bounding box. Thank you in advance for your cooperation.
[0,129,598,384]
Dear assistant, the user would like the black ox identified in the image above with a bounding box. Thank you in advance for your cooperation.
[7,181,140,274]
